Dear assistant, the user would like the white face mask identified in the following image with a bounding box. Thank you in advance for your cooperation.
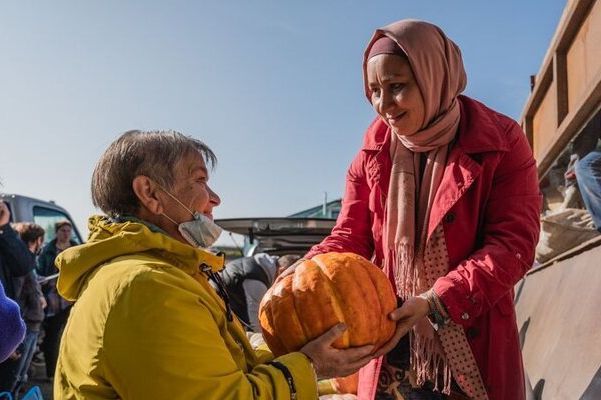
[159,187,222,248]
[178,212,222,248]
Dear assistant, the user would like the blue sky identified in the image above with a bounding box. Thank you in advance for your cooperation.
[0,1,566,244]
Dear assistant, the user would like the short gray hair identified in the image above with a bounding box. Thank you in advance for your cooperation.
[91,130,217,217]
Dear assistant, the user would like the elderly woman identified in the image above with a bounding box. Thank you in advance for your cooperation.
[53,130,375,400]
[304,20,541,400]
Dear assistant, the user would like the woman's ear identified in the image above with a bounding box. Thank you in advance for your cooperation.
[132,176,163,215]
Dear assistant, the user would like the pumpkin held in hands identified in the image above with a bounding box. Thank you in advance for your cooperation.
[333,372,359,394]
[258,252,397,356]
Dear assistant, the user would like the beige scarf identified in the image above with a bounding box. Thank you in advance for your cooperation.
[384,98,459,395]
[363,20,487,399]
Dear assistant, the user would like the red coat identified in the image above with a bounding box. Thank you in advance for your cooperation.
[306,96,541,400]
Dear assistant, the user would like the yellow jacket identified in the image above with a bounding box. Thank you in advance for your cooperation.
[54,216,317,400]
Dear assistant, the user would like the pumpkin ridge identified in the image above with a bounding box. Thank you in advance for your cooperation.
[313,254,349,347]
[290,283,311,347]
[260,295,288,356]
[274,276,308,353]
[353,255,385,339]
[352,254,396,346]
[284,277,308,350]
[291,260,323,342]
[341,253,382,345]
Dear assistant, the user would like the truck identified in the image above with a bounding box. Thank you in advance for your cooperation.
[517,0,601,398]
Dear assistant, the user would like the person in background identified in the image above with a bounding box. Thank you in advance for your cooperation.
[576,150,601,232]
[37,220,76,379]
[299,20,541,400]
[10,223,46,394]
[572,114,601,231]
[0,200,32,389]
[53,130,377,399]
[219,253,301,332]
[0,281,25,363]
[0,201,33,303]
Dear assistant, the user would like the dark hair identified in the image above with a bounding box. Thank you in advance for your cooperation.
[91,130,217,218]
[54,220,72,233]
[12,222,45,244]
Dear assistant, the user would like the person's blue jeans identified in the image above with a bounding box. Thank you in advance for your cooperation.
[576,150,601,232]
[12,329,39,392]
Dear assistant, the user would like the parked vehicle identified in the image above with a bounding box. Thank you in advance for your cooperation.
[215,217,336,257]
[0,194,83,244]
[517,0,601,398]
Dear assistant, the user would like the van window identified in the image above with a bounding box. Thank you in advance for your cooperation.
[33,206,81,244]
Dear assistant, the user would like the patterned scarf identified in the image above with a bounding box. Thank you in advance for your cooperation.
[384,122,456,395]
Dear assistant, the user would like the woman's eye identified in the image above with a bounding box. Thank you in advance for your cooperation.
[391,83,405,92]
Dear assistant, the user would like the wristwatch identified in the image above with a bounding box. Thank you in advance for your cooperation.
[418,290,450,331]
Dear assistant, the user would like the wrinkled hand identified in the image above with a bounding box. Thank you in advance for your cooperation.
[373,296,430,357]
[0,201,10,226]
[301,324,375,380]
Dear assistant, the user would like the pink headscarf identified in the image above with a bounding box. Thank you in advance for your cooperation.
[363,19,467,147]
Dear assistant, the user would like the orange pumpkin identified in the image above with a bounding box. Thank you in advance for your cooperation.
[259,252,397,356]
[333,372,359,394]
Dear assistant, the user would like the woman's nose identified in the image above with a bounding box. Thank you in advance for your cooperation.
[208,186,221,207]
[377,90,394,115]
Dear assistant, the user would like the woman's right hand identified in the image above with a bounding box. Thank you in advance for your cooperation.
[300,324,375,380]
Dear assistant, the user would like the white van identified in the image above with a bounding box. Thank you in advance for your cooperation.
[0,193,83,244]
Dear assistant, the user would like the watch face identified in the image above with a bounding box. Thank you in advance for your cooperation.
[427,308,450,331]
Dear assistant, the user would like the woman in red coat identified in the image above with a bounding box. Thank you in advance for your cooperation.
[305,20,541,400]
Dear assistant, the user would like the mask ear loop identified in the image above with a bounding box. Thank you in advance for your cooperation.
[161,212,179,226]
[156,183,196,218]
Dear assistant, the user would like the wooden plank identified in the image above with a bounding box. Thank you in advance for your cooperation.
[532,82,558,162]
[554,52,569,124]
[516,244,601,399]
[538,70,601,177]
[521,0,595,120]
[521,0,599,177]
[527,235,601,275]
[567,0,601,115]
[523,65,553,130]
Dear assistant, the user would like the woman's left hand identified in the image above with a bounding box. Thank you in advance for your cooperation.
[373,296,430,357]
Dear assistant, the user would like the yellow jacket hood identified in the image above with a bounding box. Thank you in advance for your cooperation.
[55,215,224,301]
